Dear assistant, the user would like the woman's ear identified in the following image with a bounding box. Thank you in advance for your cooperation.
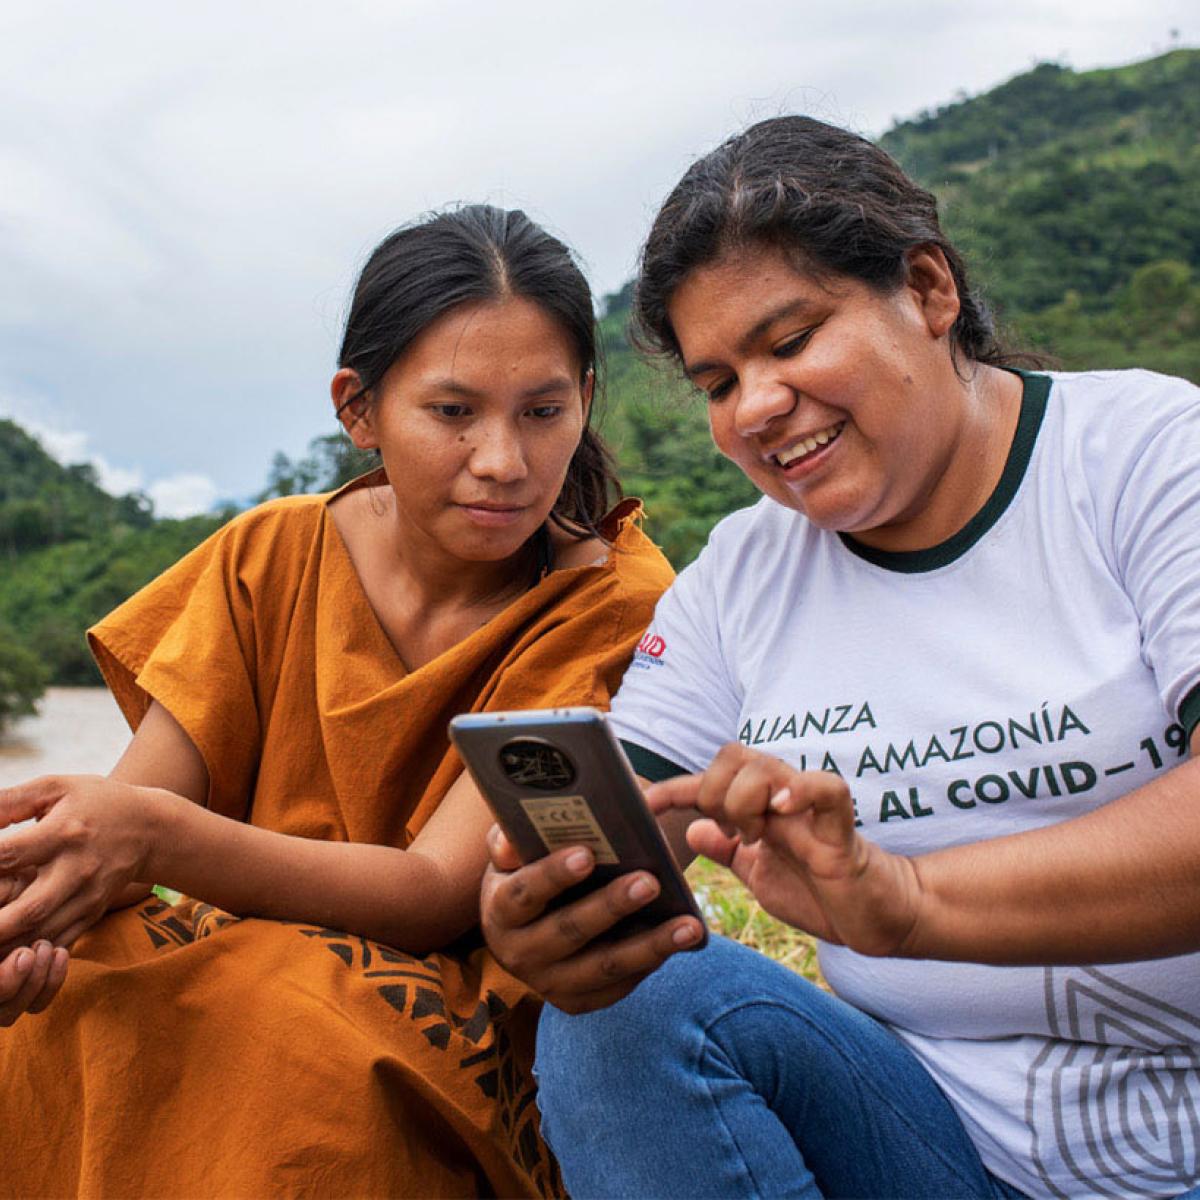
[904,247,961,340]
[331,368,377,449]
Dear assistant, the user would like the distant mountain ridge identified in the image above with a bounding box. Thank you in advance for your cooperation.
[0,418,154,553]
[879,49,1200,318]
[882,49,1198,174]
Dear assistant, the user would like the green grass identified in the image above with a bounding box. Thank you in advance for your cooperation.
[685,857,827,988]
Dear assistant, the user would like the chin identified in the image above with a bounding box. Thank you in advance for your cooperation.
[456,530,538,565]
[770,477,876,530]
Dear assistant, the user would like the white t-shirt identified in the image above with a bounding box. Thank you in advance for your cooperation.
[610,370,1200,1200]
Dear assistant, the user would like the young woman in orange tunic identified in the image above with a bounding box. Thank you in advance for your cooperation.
[0,205,672,1197]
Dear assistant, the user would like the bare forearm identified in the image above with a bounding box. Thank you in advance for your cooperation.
[905,756,1200,964]
[143,792,477,954]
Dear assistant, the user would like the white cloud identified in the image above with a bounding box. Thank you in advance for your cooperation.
[25,423,90,466]
[93,461,145,498]
[147,474,219,519]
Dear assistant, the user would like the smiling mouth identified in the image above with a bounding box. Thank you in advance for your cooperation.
[772,421,846,468]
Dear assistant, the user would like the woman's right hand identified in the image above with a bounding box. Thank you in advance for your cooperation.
[0,940,69,1028]
[647,745,925,958]
[0,775,168,952]
[479,825,705,1015]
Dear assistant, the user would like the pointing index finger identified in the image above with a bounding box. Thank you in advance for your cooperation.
[644,774,703,816]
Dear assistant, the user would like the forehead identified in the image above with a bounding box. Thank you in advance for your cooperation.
[667,246,840,355]
[400,295,581,380]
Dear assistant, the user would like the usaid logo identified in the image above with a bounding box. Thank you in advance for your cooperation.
[632,632,666,669]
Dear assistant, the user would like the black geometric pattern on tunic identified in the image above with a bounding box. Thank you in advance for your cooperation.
[301,924,564,1196]
[378,985,407,1013]
[135,899,563,1197]
[412,987,445,1020]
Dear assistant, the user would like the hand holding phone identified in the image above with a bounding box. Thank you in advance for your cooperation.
[450,707,707,947]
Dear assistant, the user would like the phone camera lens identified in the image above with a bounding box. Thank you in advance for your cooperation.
[498,739,576,790]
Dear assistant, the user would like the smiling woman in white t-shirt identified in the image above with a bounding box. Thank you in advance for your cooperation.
[480,116,1200,1200]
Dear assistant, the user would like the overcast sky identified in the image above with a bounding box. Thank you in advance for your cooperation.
[0,1,1191,514]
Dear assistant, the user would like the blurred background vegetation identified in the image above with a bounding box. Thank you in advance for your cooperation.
[1,47,1197,730]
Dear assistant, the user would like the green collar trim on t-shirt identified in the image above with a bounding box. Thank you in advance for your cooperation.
[838,370,1051,574]
[1180,681,1200,740]
[620,740,689,782]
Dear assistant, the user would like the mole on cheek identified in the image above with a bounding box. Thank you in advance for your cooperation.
[457,434,466,443]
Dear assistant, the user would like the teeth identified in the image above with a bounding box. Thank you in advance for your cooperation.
[775,422,843,467]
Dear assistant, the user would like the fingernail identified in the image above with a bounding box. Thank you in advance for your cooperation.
[769,787,792,813]
[672,922,701,947]
[14,948,32,971]
[565,849,591,875]
[628,875,656,902]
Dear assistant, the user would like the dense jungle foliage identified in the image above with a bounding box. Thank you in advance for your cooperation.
[2,48,1197,710]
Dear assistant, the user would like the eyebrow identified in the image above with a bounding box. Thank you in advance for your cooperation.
[423,377,575,400]
[682,297,814,379]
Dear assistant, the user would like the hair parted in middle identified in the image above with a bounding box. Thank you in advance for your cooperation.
[633,115,1012,371]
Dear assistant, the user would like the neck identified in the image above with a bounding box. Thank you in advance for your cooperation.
[379,492,539,614]
[854,363,1024,554]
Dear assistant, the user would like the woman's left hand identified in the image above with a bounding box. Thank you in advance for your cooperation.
[0,940,70,1027]
[0,775,166,951]
[646,744,924,957]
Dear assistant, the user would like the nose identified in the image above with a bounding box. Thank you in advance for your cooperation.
[469,421,529,484]
[734,368,798,437]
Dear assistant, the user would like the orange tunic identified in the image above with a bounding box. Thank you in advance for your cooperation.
[0,478,673,1198]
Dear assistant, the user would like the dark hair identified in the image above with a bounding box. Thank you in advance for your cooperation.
[339,204,620,533]
[634,115,1013,369]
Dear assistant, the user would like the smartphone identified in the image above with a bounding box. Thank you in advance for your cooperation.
[449,707,707,946]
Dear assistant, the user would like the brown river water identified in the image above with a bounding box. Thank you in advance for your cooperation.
[0,687,131,788]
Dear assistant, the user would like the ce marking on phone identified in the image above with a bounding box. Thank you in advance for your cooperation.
[519,795,619,864]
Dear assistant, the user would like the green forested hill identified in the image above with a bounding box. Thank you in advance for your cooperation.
[880,49,1200,377]
[0,421,225,692]
[591,305,761,567]
[3,48,1197,701]
[0,419,156,551]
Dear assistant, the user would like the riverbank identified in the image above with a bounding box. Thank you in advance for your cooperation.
[0,687,130,787]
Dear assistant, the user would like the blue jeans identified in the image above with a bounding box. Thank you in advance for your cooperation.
[535,935,1027,1200]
